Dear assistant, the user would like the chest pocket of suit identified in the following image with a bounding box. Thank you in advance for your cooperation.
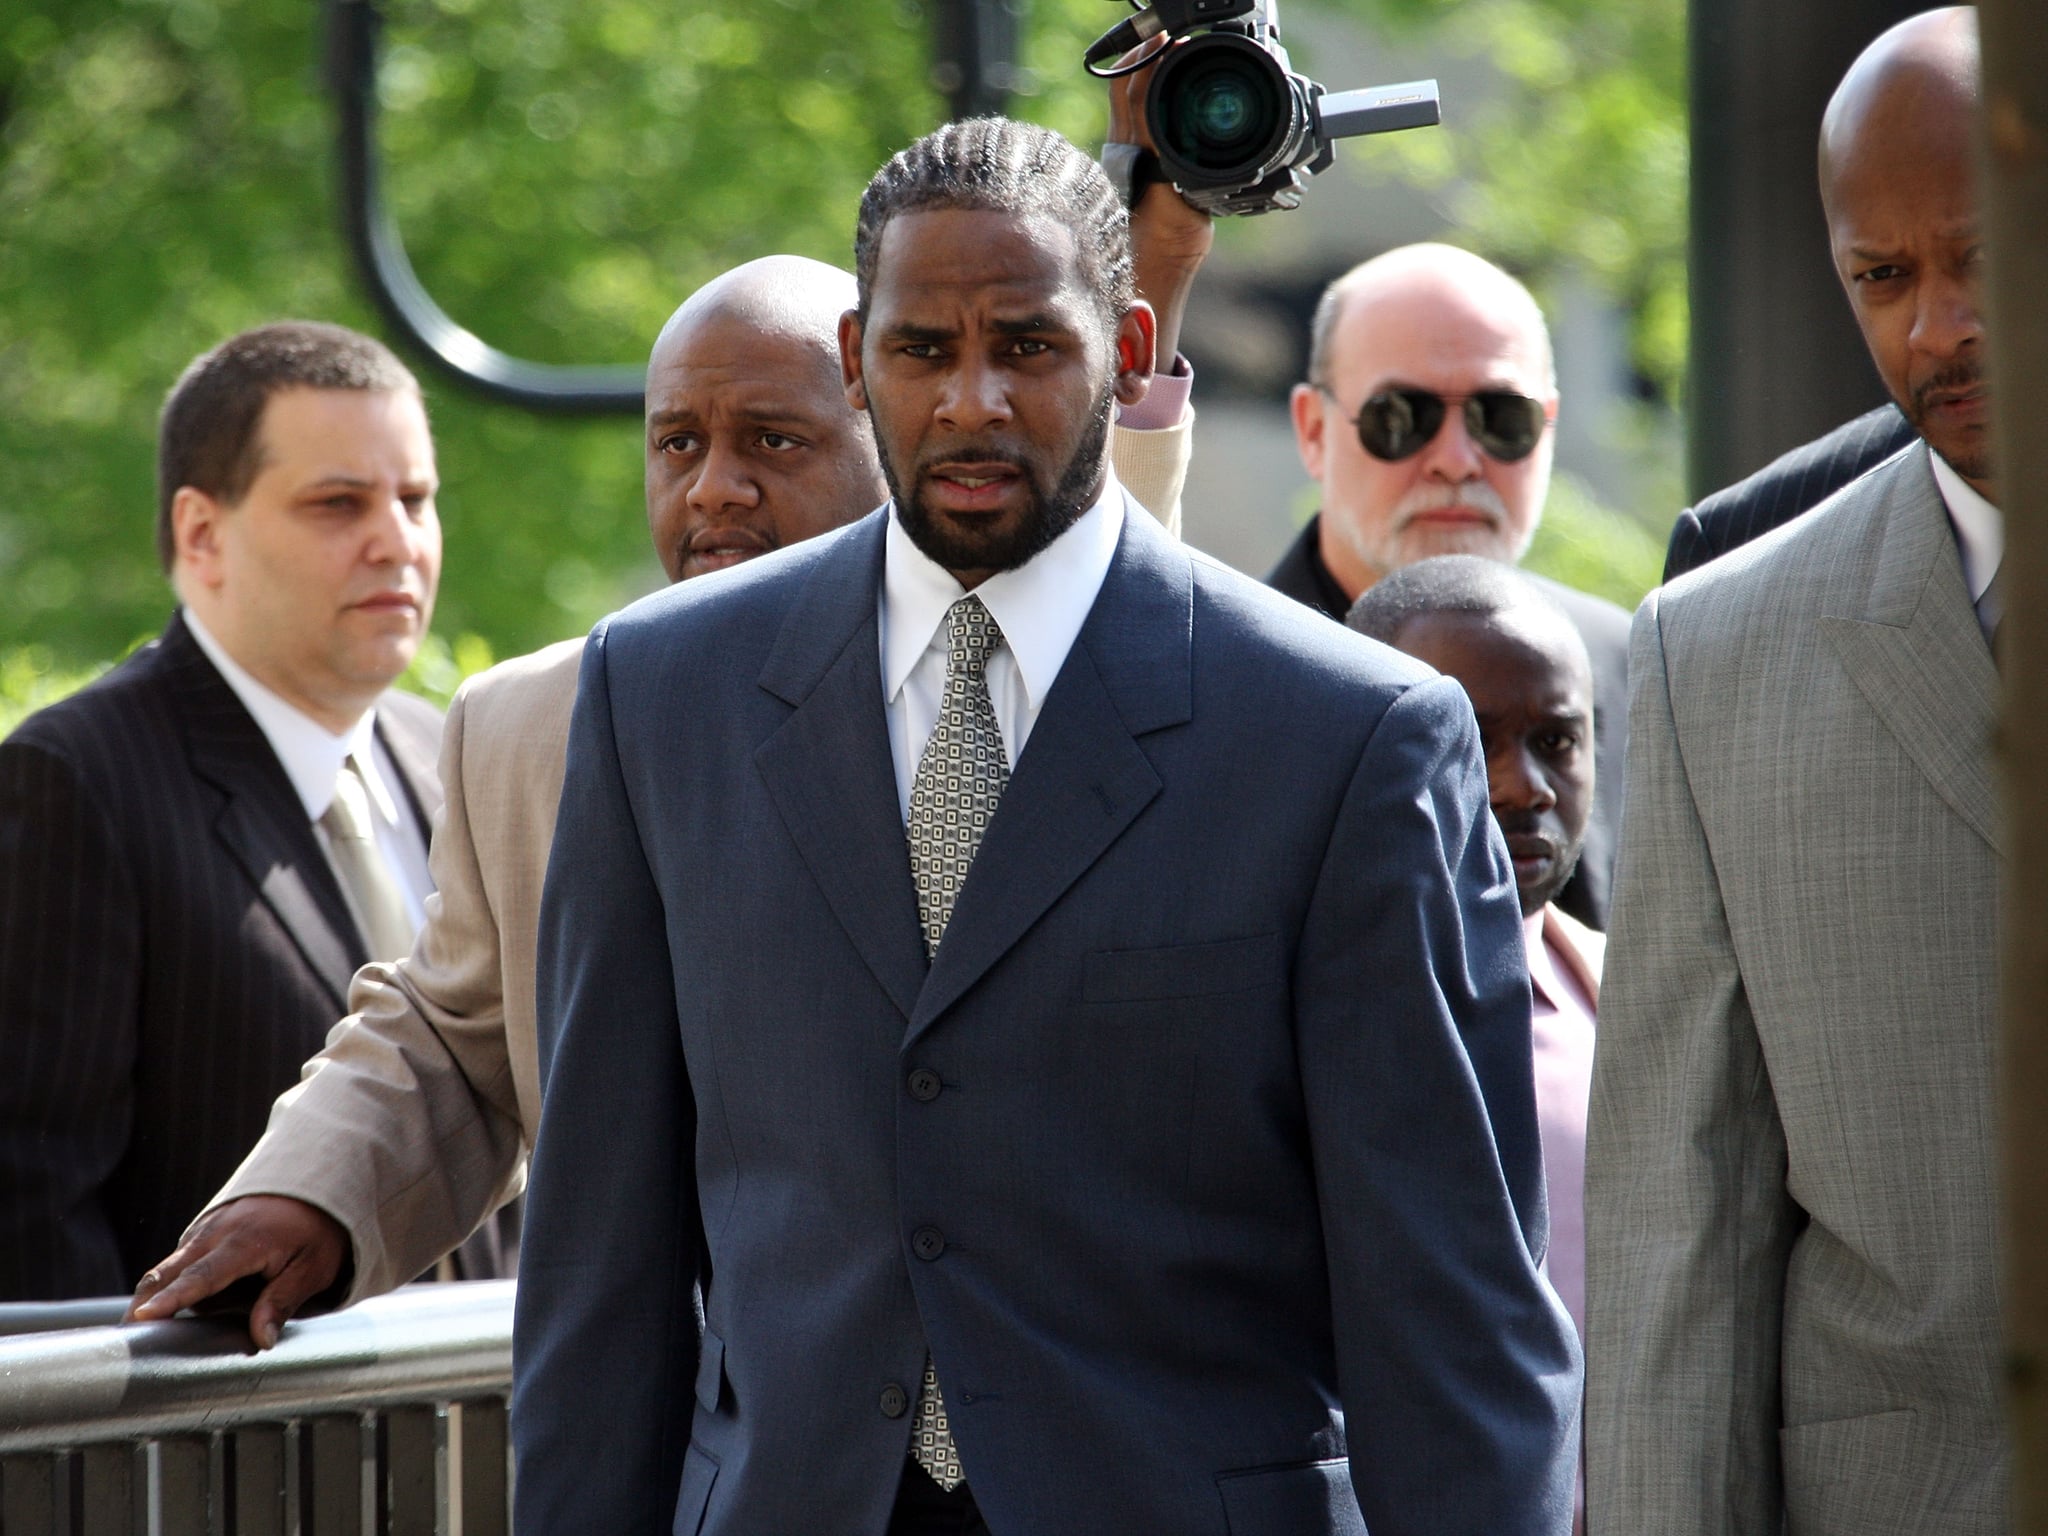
[1082,933,1284,1004]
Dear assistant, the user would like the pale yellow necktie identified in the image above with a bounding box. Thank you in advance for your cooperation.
[320,755,416,962]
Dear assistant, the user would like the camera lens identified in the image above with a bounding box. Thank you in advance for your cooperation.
[1148,32,1296,186]
[1184,68,1263,148]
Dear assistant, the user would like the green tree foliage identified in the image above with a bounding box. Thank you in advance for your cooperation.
[0,0,1680,668]
[1370,0,1687,403]
[0,0,947,664]
[1524,471,1665,611]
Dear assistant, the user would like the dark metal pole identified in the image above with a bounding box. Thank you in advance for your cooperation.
[1686,0,1926,500]
[930,0,1022,121]
[325,0,645,414]
[1979,0,2048,1521]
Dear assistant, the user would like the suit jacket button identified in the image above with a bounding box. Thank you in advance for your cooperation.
[880,1383,909,1418]
[912,1226,946,1261]
[907,1068,942,1102]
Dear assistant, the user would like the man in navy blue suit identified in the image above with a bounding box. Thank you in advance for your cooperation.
[513,118,1579,1536]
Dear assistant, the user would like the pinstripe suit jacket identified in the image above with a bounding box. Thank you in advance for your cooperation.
[1586,444,2004,1534]
[1663,405,1917,581]
[0,612,442,1300]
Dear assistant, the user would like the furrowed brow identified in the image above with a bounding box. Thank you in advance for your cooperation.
[883,322,956,345]
[991,313,1065,337]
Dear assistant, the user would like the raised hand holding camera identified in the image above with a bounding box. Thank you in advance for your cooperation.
[1086,0,1441,216]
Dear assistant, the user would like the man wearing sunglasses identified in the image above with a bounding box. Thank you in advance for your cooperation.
[1269,244,1629,932]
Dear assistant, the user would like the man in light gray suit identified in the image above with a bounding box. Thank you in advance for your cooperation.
[1586,10,2006,1534]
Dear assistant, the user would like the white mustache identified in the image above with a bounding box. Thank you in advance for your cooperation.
[1391,480,1511,529]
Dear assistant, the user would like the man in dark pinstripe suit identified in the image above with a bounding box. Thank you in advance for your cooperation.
[0,323,451,1300]
[1663,404,1917,581]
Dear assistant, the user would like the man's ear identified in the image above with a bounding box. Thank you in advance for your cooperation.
[1111,301,1158,408]
[1289,383,1328,479]
[839,310,868,412]
[170,486,229,591]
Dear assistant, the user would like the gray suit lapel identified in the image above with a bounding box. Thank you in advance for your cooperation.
[907,503,1193,1043]
[755,515,930,1026]
[1818,448,2000,852]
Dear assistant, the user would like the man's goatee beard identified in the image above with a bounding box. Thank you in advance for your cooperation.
[880,388,1115,575]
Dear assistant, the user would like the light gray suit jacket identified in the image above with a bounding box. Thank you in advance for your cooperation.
[1585,443,2006,1535]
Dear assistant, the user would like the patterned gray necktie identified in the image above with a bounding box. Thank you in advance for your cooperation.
[903,592,1008,1490]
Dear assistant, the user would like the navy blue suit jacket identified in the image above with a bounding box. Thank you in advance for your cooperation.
[514,503,1579,1536]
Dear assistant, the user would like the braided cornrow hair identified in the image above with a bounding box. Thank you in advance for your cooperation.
[853,117,1134,331]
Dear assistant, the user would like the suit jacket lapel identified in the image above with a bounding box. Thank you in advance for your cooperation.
[166,615,368,1010]
[755,516,930,1026]
[1541,904,1605,1009]
[1818,448,2001,853]
[908,502,1192,1041]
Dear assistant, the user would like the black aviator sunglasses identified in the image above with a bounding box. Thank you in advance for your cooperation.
[1319,384,1554,464]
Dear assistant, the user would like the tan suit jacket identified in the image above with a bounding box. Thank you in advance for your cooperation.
[1585,444,2004,1535]
[202,422,1191,1304]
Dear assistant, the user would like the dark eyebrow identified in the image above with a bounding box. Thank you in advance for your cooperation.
[881,322,957,345]
[990,313,1066,337]
[649,403,825,433]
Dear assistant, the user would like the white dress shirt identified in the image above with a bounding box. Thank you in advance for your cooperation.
[880,478,1126,819]
[185,609,434,930]
[1928,449,2003,602]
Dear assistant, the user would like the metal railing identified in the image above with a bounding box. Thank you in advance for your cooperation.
[0,1281,513,1535]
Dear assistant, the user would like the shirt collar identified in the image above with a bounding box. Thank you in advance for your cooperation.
[1302,515,1356,622]
[183,608,382,822]
[882,475,1126,709]
[1522,907,1561,1008]
[1927,449,2003,602]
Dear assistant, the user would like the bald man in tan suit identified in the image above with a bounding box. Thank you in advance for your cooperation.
[130,248,1199,1341]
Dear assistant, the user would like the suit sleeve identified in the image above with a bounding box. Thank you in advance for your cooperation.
[1583,596,1796,1536]
[1109,408,1191,540]
[1663,506,1709,583]
[512,624,700,1536]
[0,736,139,1299]
[1299,675,1581,1536]
[200,684,527,1302]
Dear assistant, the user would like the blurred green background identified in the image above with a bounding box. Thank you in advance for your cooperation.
[0,0,1681,730]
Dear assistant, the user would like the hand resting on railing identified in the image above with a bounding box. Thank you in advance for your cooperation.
[125,1194,350,1348]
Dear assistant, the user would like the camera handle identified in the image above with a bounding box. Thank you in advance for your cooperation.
[1084,0,1259,76]
[1317,80,1443,141]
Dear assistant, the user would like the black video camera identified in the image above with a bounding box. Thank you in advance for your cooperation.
[1085,0,1440,216]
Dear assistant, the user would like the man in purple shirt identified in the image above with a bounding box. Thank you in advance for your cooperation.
[1349,553,1600,1529]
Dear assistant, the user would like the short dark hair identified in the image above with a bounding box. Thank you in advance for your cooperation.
[1346,554,1579,655]
[853,117,1134,329]
[155,321,419,572]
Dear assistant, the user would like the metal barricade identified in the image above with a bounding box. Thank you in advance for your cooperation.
[0,1280,513,1535]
